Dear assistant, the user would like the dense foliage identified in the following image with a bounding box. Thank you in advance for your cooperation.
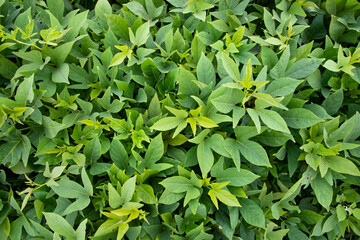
[1,0,360,239]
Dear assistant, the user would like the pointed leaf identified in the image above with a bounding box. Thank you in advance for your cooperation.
[197,140,214,177]
[43,213,76,240]
[310,176,332,210]
[281,108,323,129]
[239,198,265,228]
[208,187,240,209]
[258,109,290,133]
[222,52,240,81]
[197,53,215,85]
[237,140,271,167]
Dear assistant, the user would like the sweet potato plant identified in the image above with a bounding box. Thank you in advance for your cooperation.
[1,0,360,239]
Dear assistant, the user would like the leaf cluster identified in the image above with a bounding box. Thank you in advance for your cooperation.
[1,0,360,239]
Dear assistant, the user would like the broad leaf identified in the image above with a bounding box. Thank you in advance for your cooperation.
[285,58,324,79]
[43,213,77,239]
[197,139,214,177]
[310,176,332,211]
[281,108,323,129]
[239,198,265,229]
[237,139,271,167]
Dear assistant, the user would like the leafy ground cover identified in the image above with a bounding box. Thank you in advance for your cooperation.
[1,0,360,239]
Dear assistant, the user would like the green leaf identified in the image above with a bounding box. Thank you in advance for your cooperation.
[125,2,149,20]
[281,108,323,129]
[14,50,41,64]
[108,183,122,208]
[285,58,324,79]
[117,222,129,240]
[76,219,87,240]
[247,108,261,133]
[191,35,205,63]
[166,106,188,119]
[252,92,278,107]
[47,0,64,21]
[261,46,278,70]
[299,210,324,225]
[208,186,240,209]
[234,126,262,141]
[257,130,291,147]
[267,229,290,240]
[109,52,127,67]
[65,11,89,41]
[81,168,93,196]
[257,109,290,133]
[322,214,337,233]
[344,112,360,142]
[141,58,161,82]
[42,116,65,139]
[197,53,215,85]
[197,139,214,177]
[233,106,245,128]
[0,137,26,166]
[196,116,218,128]
[211,88,244,113]
[15,75,34,105]
[30,220,53,239]
[265,77,302,97]
[329,114,356,142]
[189,129,210,144]
[210,20,231,32]
[95,0,112,27]
[43,213,76,240]
[145,0,163,19]
[63,195,91,215]
[294,41,314,60]
[310,175,332,211]
[51,177,90,198]
[148,94,161,119]
[237,140,271,167]
[239,198,265,228]
[107,15,129,39]
[222,52,240,81]
[135,184,156,204]
[151,117,184,131]
[177,67,199,96]
[110,139,128,170]
[288,1,306,16]
[84,137,101,164]
[288,226,308,240]
[52,63,70,84]
[207,134,230,157]
[160,176,193,193]
[329,15,346,43]
[135,21,150,46]
[42,41,75,66]
[93,219,121,238]
[303,104,332,120]
[0,55,18,79]
[138,134,164,171]
[323,59,340,72]
[280,177,303,203]
[336,204,347,222]
[270,46,290,79]
[263,8,276,35]
[325,156,360,176]
[211,166,259,187]
[120,176,136,204]
[321,88,343,116]
[222,138,241,172]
